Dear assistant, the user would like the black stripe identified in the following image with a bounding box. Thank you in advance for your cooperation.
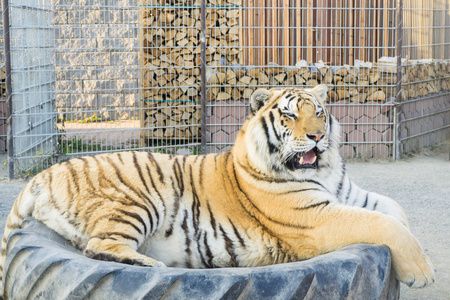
[117,153,124,164]
[81,157,95,189]
[203,233,214,267]
[224,154,301,241]
[345,180,353,202]
[373,200,378,210]
[66,160,80,193]
[362,193,369,208]
[64,162,76,212]
[189,165,201,236]
[182,155,187,169]
[107,156,160,229]
[232,161,312,229]
[145,164,165,216]
[181,210,193,268]
[230,222,246,248]
[219,225,238,267]
[295,201,330,210]
[173,158,185,197]
[94,157,154,234]
[133,152,150,194]
[110,217,143,235]
[236,159,330,191]
[207,201,218,239]
[197,232,209,268]
[147,152,165,183]
[165,177,181,238]
[214,154,219,171]
[261,117,277,153]
[47,172,62,212]
[92,232,139,244]
[335,165,346,201]
[284,188,321,194]
[269,111,281,141]
[117,209,148,236]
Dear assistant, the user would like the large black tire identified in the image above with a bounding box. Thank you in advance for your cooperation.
[3,218,399,300]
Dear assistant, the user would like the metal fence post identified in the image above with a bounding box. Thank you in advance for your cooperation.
[395,0,403,160]
[200,0,207,154]
[2,0,13,179]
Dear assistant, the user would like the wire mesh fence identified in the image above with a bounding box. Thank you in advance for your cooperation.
[400,1,450,154]
[0,6,5,152]
[1,0,449,178]
[0,63,5,152]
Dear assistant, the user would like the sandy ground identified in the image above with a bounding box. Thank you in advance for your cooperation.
[0,143,448,299]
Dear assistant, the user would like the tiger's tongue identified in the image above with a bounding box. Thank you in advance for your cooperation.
[300,150,316,164]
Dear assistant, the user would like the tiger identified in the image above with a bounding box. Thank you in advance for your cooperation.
[0,84,434,298]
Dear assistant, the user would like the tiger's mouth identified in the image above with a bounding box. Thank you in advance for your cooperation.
[287,148,319,170]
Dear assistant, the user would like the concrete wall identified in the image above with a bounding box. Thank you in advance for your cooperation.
[53,0,140,121]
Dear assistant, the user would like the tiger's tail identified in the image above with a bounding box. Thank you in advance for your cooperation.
[0,181,36,299]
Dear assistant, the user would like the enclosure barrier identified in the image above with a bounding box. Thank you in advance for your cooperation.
[1,0,449,179]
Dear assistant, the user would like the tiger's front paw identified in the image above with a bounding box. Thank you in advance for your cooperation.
[391,235,435,288]
[130,257,167,268]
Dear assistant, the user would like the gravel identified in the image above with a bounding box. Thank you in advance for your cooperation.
[0,144,448,299]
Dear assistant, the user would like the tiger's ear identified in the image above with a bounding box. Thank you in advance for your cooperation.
[250,88,272,114]
[310,84,328,102]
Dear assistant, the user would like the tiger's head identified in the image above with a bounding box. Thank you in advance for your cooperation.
[236,84,340,178]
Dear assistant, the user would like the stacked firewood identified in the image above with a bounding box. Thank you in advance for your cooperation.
[205,63,390,103]
[205,60,450,103]
[139,0,450,141]
[402,60,450,100]
[140,0,241,140]
[0,65,5,97]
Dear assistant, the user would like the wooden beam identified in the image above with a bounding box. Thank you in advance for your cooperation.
[296,0,302,63]
[239,0,243,64]
[360,0,366,61]
[260,1,266,65]
[307,0,313,63]
[273,0,278,64]
[383,0,389,57]
[249,0,255,66]
[283,0,289,65]
[349,0,354,64]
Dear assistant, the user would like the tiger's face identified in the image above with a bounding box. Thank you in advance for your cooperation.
[243,84,339,176]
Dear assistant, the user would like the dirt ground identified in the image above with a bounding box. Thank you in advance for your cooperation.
[0,143,448,299]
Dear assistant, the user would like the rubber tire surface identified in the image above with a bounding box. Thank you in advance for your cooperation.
[3,218,399,300]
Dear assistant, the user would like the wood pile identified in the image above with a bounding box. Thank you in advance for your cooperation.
[139,0,241,141]
[138,0,450,144]
[0,65,5,97]
[401,60,450,100]
[205,59,450,103]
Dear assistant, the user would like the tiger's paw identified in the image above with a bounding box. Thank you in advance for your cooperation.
[128,257,167,268]
[396,254,435,288]
[391,236,435,288]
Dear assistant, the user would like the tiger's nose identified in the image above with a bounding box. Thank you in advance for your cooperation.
[306,133,325,142]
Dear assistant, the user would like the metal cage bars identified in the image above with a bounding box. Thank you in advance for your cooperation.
[2,0,449,179]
